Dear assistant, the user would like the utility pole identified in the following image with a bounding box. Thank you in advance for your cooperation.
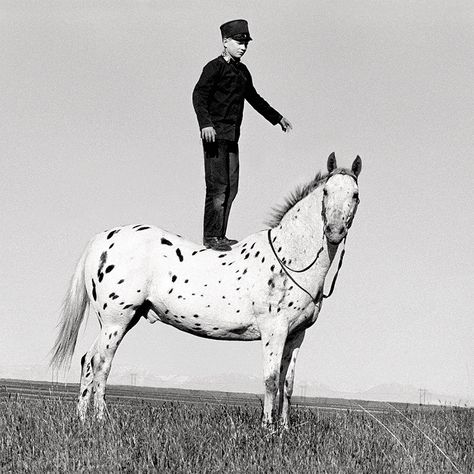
[130,372,137,386]
[419,388,427,405]
[300,383,307,399]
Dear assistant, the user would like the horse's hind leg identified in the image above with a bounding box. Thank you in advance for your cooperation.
[92,311,142,420]
[77,337,98,421]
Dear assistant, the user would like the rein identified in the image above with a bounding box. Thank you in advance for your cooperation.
[267,229,347,304]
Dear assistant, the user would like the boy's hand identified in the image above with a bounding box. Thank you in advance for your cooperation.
[279,117,293,132]
[201,126,216,142]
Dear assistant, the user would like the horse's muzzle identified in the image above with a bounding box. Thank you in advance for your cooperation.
[324,224,347,245]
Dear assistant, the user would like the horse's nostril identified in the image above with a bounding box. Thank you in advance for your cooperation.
[325,225,332,234]
[339,227,345,235]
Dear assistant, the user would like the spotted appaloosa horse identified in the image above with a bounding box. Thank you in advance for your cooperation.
[51,153,362,428]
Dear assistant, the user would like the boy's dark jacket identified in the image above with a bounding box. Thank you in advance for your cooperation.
[193,56,282,142]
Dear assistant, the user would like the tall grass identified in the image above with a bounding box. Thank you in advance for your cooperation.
[1,397,472,473]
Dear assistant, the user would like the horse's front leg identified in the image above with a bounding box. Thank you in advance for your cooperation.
[278,330,305,430]
[260,325,288,429]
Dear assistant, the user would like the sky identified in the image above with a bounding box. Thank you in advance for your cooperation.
[1,1,473,402]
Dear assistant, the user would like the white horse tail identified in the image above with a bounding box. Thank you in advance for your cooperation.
[50,242,91,372]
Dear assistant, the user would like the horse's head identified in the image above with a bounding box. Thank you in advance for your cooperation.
[322,153,362,245]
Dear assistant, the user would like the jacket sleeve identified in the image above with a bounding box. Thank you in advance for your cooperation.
[192,61,220,130]
[244,68,282,125]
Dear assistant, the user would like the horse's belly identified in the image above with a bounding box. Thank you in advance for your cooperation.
[147,300,260,341]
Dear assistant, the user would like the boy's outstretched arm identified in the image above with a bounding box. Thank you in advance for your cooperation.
[244,71,292,133]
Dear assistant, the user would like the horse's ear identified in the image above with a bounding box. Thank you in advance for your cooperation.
[352,155,362,177]
[327,152,337,173]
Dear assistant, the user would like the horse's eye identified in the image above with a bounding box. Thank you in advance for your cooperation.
[323,189,328,196]
[353,192,359,201]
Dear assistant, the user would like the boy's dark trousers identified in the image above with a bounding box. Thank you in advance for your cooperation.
[203,139,239,241]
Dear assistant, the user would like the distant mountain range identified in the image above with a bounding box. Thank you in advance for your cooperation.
[1,364,471,407]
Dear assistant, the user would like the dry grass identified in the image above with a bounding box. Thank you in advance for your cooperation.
[1,396,472,473]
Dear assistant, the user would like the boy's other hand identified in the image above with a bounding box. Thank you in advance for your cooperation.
[279,117,293,133]
[201,126,216,142]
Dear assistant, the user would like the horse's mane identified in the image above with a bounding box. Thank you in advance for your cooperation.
[267,171,328,228]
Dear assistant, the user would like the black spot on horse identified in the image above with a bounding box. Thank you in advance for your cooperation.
[137,289,141,293]
[218,254,226,258]
[113,331,117,336]
[105,265,115,273]
[136,226,151,231]
[82,389,88,397]
[118,279,124,284]
[168,288,173,294]
[97,251,107,282]
[213,327,219,331]
[92,279,97,301]
[270,265,275,272]
[123,304,133,309]
[184,279,189,284]
[255,251,260,257]
[103,303,107,310]
[107,229,120,240]
[288,302,294,307]
[241,249,246,254]
[161,238,173,246]
[193,314,199,318]
[109,243,115,249]
[244,253,250,259]
[176,248,184,262]
[251,242,256,250]
[172,275,177,283]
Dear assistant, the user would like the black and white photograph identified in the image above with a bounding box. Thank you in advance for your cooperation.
[1,1,472,472]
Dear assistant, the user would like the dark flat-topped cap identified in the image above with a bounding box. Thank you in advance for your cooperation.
[220,19,252,41]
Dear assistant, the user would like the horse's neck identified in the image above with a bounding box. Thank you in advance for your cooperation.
[272,189,336,280]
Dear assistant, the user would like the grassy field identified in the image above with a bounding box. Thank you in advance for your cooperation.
[1,394,472,473]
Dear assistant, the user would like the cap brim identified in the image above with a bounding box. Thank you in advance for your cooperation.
[231,34,252,41]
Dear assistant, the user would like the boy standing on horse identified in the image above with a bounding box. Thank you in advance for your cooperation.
[193,19,292,251]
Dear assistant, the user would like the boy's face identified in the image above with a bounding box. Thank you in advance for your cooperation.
[223,38,249,60]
